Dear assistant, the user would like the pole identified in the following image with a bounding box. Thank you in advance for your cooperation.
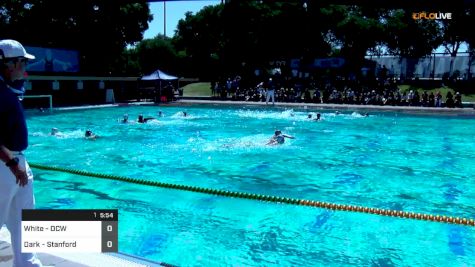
[163,1,166,37]
[467,51,472,79]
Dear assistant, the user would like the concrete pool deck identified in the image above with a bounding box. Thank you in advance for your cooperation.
[46,99,475,116]
[146,99,475,116]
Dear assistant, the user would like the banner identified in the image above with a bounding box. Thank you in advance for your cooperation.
[313,58,345,68]
[25,46,79,73]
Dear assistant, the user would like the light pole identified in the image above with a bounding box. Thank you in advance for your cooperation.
[163,1,166,37]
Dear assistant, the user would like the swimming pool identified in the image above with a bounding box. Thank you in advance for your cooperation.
[27,105,475,266]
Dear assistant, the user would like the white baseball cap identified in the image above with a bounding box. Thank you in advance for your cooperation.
[0,39,35,60]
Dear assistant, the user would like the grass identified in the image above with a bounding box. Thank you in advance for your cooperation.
[398,85,475,102]
[182,82,475,102]
[182,82,211,97]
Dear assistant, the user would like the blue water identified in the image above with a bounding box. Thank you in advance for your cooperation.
[26,105,475,266]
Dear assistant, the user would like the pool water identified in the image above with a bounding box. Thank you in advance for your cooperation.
[27,105,475,266]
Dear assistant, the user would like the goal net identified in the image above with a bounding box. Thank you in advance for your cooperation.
[22,95,53,112]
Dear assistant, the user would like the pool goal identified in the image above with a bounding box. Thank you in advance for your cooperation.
[22,95,53,112]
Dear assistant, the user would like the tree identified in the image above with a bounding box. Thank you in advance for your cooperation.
[383,10,440,57]
[173,1,331,78]
[438,8,471,76]
[464,8,475,79]
[382,9,441,79]
[136,35,179,75]
[321,5,386,76]
[0,0,152,75]
[174,5,224,79]
[0,0,35,38]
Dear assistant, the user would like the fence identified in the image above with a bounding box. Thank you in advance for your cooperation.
[367,52,475,79]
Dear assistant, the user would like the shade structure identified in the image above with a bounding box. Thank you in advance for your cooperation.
[140,69,180,103]
[141,69,178,80]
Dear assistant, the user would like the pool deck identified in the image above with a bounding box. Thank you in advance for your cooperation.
[49,99,475,116]
[173,99,475,114]
[0,227,164,267]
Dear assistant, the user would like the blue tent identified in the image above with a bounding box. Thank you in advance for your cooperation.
[141,69,178,80]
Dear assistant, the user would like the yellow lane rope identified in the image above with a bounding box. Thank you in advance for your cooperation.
[29,163,475,227]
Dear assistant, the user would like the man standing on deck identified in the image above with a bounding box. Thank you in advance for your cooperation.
[0,39,45,267]
[265,77,275,105]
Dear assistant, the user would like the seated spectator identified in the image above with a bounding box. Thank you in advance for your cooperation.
[313,89,321,103]
[303,88,312,103]
[428,92,435,107]
[454,92,462,108]
[446,91,454,108]
[435,91,443,107]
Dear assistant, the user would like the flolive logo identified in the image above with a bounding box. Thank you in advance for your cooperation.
[412,12,452,20]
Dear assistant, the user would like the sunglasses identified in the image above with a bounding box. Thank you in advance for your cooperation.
[7,57,28,64]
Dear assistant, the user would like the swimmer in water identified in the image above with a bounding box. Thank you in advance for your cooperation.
[120,114,129,123]
[138,114,156,123]
[50,127,64,137]
[85,130,98,140]
[266,130,295,145]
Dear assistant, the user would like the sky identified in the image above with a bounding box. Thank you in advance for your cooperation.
[143,1,221,39]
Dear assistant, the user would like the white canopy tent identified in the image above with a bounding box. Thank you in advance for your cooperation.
[141,69,179,102]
